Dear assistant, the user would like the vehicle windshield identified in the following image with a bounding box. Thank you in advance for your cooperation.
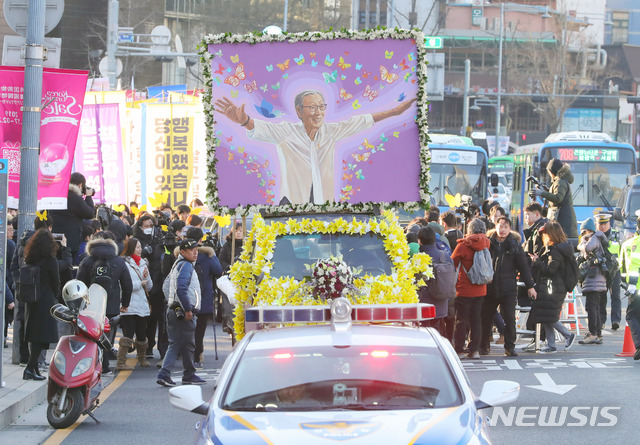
[626,193,640,217]
[81,284,108,330]
[221,345,462,411]
[269,233,392,280]
[430,163,487,206]
[565,162,633,208]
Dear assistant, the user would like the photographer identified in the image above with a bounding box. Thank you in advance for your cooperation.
[530,159,578,238]
[49,172,97,258]
[577,218,608,345]
[133,214,167,361]
[185,227,223,367]
[156,239,204,387]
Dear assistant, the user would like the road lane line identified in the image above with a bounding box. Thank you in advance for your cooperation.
[43,359,136,444]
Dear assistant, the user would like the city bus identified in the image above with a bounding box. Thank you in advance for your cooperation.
[396,136,488,225]
[510,132,637,234]
[488,155,514,188]
[429,142,489,212]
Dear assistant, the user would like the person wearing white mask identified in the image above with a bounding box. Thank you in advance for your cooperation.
[132,214,167,362]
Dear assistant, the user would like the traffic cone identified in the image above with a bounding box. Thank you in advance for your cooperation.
[615,325,636,357]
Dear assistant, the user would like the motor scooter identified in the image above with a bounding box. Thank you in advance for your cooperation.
[47,283,114,429]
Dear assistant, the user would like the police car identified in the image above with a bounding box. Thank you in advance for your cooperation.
[169,298,520,444]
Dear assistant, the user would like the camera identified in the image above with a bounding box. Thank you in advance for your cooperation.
[53,233,64,241]
[174,305,186,320]
[160,225,179,248]
[141,244,154,257]
[82,185,95,197]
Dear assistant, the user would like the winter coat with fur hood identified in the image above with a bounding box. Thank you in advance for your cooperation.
[77,238,133,315]
[539,164,578,238]
[451,233,491,297]
[50,183,96,255]
[122,256,153,317]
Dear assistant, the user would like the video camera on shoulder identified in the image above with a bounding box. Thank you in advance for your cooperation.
[160,224,179,248]
[96,204,114,231]
[455,195,474,221]
[201,231,221,252]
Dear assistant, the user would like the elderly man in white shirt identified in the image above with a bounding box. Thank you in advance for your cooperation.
[215,90,416,204]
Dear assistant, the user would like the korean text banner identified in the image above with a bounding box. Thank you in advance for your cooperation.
[205,33,423,209]
[74,103,126,205]
[141,103,202,207]
[0,67,89,209]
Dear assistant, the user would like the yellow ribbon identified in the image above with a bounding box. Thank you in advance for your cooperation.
[36,210,47,221]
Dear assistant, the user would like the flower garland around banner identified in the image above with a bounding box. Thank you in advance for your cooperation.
[198,27,431,216]
[229,210,434,339]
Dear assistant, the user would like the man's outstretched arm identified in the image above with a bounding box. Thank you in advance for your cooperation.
[214,96,255,130]
[371,97,417,123]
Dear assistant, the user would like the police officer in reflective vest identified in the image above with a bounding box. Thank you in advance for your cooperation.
[618,216,640,360]
[595,214,622,331]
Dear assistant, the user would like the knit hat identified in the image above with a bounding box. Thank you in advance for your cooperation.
[547,158,563,176]
[580,217,596,234]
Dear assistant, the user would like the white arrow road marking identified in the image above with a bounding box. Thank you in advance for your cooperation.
[526,373,576,395]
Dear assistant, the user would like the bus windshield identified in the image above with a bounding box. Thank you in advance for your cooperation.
[566,162,633,208]
[430,163,487,206]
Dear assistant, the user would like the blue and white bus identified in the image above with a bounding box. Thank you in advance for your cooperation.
[396,136,488,224]
[511,132,637,233]
[428,140,489,212]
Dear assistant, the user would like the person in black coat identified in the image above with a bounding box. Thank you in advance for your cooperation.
[185,227,223,366]
[530,221,576,353]
[49,172,97,258]
[22,229,60,380]
[133,214,168,360]
[77,231,133,373]
[480,217,536,357]
[11,213,74,364]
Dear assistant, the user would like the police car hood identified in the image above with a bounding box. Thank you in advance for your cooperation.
[210,405,478,444]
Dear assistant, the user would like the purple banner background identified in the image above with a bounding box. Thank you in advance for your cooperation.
[208,37,421,207]
[74,103,125,204]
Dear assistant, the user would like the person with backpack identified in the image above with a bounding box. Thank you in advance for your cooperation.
[21,229,60,380]
[529,221,577,353]
[120,237,154,370]
[480,217,537,357]
[417,226,455,336]
[576,217,608,345]
[595,214,622,331]
[77,231,133,373]
[451,218,491,359]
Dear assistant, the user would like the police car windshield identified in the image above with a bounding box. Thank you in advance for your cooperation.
[221,345,462,411]
[269,233,392,280]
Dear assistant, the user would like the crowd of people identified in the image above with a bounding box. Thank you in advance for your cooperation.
[3,172,227,384]
[4,157,640,386]
[409,158,637,359]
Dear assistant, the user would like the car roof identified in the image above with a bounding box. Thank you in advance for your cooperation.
[244,324,439,351]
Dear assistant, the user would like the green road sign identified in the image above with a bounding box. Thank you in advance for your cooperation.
[424,36,443,49]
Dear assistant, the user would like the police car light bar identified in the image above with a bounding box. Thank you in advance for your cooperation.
[244,301,436,331]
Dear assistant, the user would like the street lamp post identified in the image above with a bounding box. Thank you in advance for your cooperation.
[495,2,504,155]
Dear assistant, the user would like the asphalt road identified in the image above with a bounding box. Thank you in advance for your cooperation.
[2,317,638,444]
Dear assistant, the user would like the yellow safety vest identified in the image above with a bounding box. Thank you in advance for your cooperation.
[619,234,640,284]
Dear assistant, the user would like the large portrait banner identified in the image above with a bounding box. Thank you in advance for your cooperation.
[201,29,430,213]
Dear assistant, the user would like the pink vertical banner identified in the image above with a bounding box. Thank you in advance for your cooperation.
[74,103,125,204]
[0,66,88,209]
[74,104,104,201]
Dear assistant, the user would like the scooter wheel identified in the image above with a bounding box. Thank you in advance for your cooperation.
[47,388,84,429]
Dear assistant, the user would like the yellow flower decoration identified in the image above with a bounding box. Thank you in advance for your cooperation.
[229,210,433,340]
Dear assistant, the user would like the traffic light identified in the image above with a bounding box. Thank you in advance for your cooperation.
[519,133,527,144]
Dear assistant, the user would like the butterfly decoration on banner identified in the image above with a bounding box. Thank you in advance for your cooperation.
[213,214,231,227]
[224,63,246,86]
